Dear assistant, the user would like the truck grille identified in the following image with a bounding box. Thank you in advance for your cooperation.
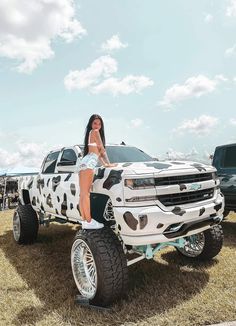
[155,173,212,186]
[158,188,214,206]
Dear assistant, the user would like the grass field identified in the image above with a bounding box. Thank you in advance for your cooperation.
[0,210,235,326]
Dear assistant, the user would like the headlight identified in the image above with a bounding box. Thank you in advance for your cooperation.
[124,177,155,189]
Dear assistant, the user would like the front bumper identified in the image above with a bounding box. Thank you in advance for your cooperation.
[113,191,225,245]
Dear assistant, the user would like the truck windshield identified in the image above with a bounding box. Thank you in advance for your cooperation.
[79,145,155,163]
[106,146,155,163]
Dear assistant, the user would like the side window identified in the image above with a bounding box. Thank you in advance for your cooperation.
[222,146,236,168]
[60,149,77,164]
[42,151,60,174]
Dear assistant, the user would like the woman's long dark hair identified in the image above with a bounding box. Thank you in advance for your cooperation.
[83,114,106,157]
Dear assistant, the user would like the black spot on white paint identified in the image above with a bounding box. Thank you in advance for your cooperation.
[70,203,73,210]
[93,168,105,182]
[179,184,187,191]
[116,197,122,202]
[28,178,33,189]
[172,206,186,216]
[123,211,138,231]
[214,203,222,212]
[57,196,60,202]
[46,194,53,208]
[190,163,206,172]
[139,215,148,230]
[170,161,185,165]
[103,170,123,190]
[47,178,50,187]
[65,173,72,181]
[52,176,61,191]
[144,162,172,169]
[70,183,76,196]
[122,163,133,167]
[199,207,205,216]
[61,193,68,216]
[32,196,36,206]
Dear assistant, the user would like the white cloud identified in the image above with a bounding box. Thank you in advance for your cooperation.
[0,0,87,73]
[225,44,236,57]
[173,114,219,136]
[129,118,143,128]
[165,147,211,164]
[204,13,213,23]
[92,75,154,95]
[0,141,49,169]
[158,74,226,108]
[226,0,236,16]
[64,55,154,95]
[64,55,117,91]
[230,118,236,125]
[101,34,128,53]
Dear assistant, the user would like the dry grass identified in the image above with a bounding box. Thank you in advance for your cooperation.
[0,210,235,326]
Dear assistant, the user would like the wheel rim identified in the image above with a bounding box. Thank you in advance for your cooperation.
[103,198,115,222]
[71,238,97,299]
[178,232,205,257]
[13,210,21,242]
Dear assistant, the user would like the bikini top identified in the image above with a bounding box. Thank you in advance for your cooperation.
[88,130,98,147]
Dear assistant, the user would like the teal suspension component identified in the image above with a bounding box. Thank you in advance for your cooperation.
[134,238,186,260]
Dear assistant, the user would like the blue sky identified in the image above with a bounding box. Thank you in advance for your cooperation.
[0,0,236,169]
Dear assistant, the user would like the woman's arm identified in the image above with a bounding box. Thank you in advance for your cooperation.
[93,129,111,166]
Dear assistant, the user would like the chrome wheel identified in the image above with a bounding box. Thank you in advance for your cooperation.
[178,232,205,257]
[71,238,97,299]
[13,210,21,242]
[103,198,115,222]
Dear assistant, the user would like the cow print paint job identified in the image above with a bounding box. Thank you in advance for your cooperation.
[179,184,187,191]
[37,197,40,204]
[27,178,33,190]
[47,178,50,187]
[70,203,73,210]
[214,202,222,212]
[52,176,61,191]
[123,211,138,230]
[139,215,148,230]
[57,196,60,202]
[190,163,207,172]
[144,162,172,169]
[199,207,205,216]
[93,168,105,182]
[171,206,186,216]
[32,196,36,206]
[122,163,133,167]
[170,161,185,165]
[116,197,122,202]
[46,194,53,208]
[103,170,123,190]
[70,183,76,196]
[61,193,68,216]
[65,173,72,181]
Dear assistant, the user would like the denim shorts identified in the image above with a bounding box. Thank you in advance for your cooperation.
[79,152,99,171]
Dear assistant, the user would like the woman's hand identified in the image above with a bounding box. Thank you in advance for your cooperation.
[104,163,118,168]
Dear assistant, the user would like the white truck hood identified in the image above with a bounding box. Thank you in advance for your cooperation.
[112,160,216,176]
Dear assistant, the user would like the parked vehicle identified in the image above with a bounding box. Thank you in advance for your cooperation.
[13,143,224,307]
[212,143,236,218]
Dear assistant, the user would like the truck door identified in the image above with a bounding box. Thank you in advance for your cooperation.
[53,147,81,222]
[40,150,61,215]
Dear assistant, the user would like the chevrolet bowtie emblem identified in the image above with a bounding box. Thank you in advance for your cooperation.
[189,183,202,191]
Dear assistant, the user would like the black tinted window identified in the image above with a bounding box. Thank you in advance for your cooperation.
[42,151,60,174]
[105,146,154,163]
[222,146,236,168]
[60,149,77,163]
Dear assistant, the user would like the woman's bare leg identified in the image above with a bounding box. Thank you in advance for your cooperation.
[79,169,94,222]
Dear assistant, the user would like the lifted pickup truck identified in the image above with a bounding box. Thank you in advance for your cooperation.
[13,143,224,307]
[212,143,236,218]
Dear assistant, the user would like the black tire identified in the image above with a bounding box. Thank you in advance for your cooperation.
[177,225,224,260]
[71,227,128,307]
[13,204,39,244]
